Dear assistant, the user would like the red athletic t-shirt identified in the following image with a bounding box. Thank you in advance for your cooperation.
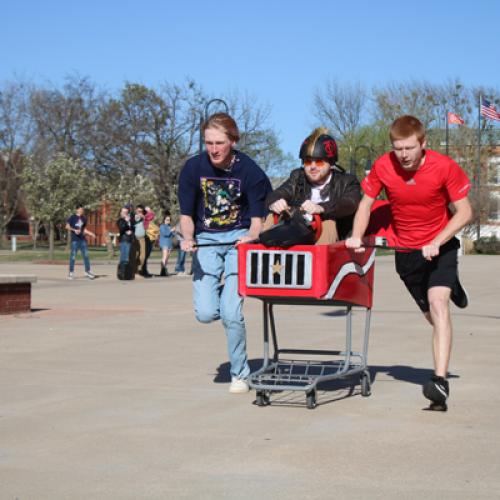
[362,149,471,248]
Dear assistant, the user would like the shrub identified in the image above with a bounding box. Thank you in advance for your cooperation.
[473,235,500,255]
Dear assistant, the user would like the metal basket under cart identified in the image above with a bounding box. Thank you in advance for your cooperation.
[238,241,376,409]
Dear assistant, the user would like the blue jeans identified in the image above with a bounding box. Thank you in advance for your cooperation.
[69,239,91,272]
[193,229,249,379]
[119,241,131,264]
[175,249,186,272]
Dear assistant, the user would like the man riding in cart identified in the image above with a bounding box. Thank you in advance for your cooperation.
[265,127,361,244]
[346,115,472,411]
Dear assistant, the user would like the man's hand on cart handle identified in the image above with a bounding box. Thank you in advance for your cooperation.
[181,239,196,252]
[269,199,290,215]
[300,200,324,215]
[345,237,366,253]
[345,238,419,253]
[236,235,260,245]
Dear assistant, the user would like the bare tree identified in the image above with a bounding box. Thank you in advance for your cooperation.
[312,80,370,174]
[0,80,33,242]
[314,79,367,142]
[29,74,103,164]
[372,80,440,128]
[95,81,287,214]
[222,90,290,174]
[94,80,203,212]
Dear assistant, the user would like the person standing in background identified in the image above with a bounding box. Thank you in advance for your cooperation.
[117,206,134,264]
[133,205,152,278]
[65,204,96,280]
[159,212,175,276]
[174,221,190,276]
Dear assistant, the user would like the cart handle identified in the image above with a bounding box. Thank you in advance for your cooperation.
[194,240,419,251]
[194,239,259,248]
[354,242,420,252]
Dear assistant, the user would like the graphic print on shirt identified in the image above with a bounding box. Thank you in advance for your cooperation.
[201,177,241,229]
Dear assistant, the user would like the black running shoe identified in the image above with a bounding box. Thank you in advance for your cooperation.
[423,375,449,409]
[451,279,468,309]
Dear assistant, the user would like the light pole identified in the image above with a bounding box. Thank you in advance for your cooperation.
[198,98,229,155]
[350,145,373,177]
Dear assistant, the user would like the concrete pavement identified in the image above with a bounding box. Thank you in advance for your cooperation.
[0,255,499,499]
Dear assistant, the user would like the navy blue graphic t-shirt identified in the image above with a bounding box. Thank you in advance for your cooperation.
[67,214,87,242]
[178,151,272,235]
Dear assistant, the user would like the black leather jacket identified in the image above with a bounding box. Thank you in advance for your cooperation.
[117,217,135,243]
[265,168,361,240]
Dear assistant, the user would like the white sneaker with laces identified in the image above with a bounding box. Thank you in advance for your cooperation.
[229,377,250,394]
[68,272,75,280]
[85,271,96,280]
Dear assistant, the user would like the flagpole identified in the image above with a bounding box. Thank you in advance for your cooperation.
[476,93,482,240]
[445,111,449,156]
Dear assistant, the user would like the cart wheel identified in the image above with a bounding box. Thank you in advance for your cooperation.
[255,391,270,407]
[306,390,317,410]
[360,371,371,397]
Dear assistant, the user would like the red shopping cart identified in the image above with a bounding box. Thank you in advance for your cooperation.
[238,240,376,409]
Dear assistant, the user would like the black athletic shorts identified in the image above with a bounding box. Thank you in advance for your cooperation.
[394,237,460,313]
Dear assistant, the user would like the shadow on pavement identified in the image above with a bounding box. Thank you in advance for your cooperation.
[215,360,458,386]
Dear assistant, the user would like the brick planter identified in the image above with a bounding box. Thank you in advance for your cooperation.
[0,275,37,314]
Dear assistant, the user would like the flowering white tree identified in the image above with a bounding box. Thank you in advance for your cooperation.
[22,154,100,258]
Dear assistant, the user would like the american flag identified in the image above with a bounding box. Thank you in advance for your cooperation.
[447,112,465,125]
[480,97,500,121]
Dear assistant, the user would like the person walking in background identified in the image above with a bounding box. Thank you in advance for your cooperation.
[65,204,96,280]
[159,211,175,276]
[143,205,157,274]
[346,115,472,411]
[178,112,272,394]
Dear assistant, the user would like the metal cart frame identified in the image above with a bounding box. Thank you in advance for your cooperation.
[250,297,371,409]
[238,242,376,409]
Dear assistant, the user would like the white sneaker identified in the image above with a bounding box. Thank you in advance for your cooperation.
[229,377,250,394]
[67,272,75,280]
[85,271,96,280]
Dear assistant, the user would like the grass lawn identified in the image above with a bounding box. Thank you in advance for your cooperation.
[0,242,172,263]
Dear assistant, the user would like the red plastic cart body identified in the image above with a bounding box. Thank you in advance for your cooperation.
[238,241,375,307]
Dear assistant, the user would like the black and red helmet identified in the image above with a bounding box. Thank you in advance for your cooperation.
[299,127,338,165]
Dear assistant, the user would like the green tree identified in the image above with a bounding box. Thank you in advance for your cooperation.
[106,173,160,217]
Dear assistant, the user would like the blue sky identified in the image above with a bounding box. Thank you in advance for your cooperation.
[3,0,499,157]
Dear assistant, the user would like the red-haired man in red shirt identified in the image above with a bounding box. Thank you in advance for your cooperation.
[346,115,473,411]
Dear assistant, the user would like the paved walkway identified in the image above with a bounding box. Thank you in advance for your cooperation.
[0,255,499,499]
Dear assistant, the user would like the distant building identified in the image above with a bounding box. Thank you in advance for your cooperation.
[85,201,118,247]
